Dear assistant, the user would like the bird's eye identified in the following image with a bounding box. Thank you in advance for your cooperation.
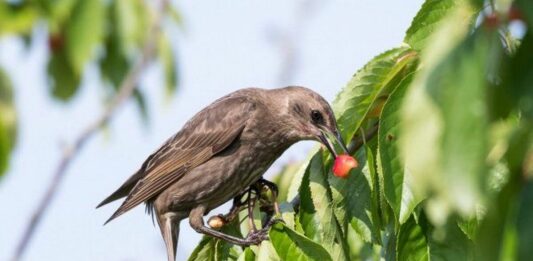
[311,110,323,123]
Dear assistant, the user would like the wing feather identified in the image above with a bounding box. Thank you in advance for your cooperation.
[103,96,252,223]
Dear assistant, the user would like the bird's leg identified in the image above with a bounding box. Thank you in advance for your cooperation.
[247,187,258,232]
[190,205,267,246]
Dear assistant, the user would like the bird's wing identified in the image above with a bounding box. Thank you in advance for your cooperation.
[104,96,253,223]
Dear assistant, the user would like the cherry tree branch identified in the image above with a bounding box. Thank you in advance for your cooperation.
[11,2,168,260]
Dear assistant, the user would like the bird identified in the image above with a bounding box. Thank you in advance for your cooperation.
[97,86,348,261]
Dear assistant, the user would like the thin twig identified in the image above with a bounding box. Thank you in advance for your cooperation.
[11,2,168,260]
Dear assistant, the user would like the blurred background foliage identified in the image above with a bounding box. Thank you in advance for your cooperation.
[187,0,533,260]
[0,0,180,179]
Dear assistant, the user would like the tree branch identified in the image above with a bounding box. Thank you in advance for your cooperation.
[11,2,168,260]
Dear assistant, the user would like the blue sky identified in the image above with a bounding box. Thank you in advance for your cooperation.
[0,1,423,260]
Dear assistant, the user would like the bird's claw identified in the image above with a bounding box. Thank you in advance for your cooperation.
[245,227,269,245]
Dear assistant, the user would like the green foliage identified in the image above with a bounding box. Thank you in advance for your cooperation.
[1,0,181,108]
[0,68,16,177]
[188,0,533,260]
[332,47,416,143]
[269,223,332,261]
[189,222,243,261]
[0,0,182,178]
[378,73,421,225]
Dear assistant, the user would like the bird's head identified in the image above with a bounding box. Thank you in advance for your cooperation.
[272,86,348,157]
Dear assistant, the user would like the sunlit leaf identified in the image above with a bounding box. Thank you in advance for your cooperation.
[298,153,348,260]
[114,0,146,55]
[379,72,423,225]
[0,2,38,36]
[256,240,280,261]
[332,47,417,143]
[400,6,494,221]
[236,247,255,261]
[328,148,377,243]
[287,147,319,201]
[0,67,16,177]
[65,0,104,75]
[269,223,332,261]
[404,0,478,51]
[272,163,300,203]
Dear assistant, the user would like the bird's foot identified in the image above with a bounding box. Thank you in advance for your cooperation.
[241,218,284,245]
[244,229,269,245]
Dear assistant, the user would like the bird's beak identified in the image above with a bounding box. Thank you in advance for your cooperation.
[318,126,349,158]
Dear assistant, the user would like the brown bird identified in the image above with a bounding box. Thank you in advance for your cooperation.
[97,86,348,261]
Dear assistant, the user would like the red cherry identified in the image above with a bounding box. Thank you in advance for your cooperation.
[48,33,64,53]
[484,13,500,29]
[332,154,358,179]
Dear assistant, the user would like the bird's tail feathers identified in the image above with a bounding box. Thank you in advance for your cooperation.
[96,170,144,209]
[157,213,180,261]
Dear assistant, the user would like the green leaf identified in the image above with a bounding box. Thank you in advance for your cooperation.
[188,222,242,261]
[237,247,255,261]
[48,50,80,101]
[269,223,333,261]
[423,216,475,261]
[256,240,281,261]
[0,67,16,177]
[159,34,179,97]
[475,123,532,261]
[505,30,533,118]
[0,120,9,177]
[378,72,423,225]
[328,148,377,243]
[396,216,429,261]
[0,2,38,36]
[114,0,147,54]
[404,0,478,51]
[272,163,300,203]
[516,0,533,29]
[332,47,417,143]
[287,147,319,201]
[363,138,385,239]
[133,89,149,124]
[41,0,77,31]
[299,153,347,260]
[65,0,104,75]
[516,181,533,261]
[100,36,129,88]
[401,9,500,220]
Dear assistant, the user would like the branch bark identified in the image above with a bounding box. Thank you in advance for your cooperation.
[11,2,168,260]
